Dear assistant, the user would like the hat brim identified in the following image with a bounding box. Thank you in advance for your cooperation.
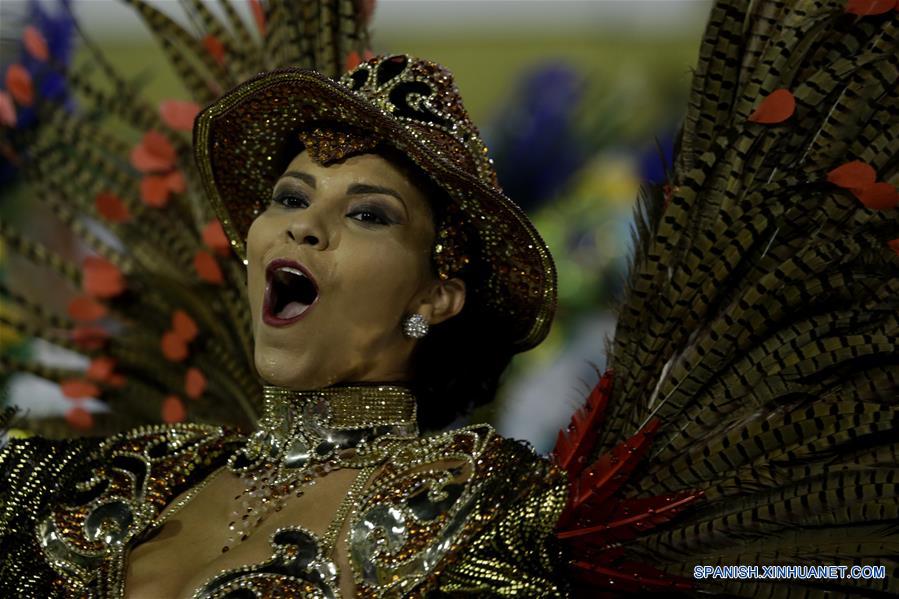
[193,68,555,351]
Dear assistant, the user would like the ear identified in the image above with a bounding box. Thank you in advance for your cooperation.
[415,277,466,326]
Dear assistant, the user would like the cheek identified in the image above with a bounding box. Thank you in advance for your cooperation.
[246,215,267,261]
[337,238,429,318]
[245,217,269,313]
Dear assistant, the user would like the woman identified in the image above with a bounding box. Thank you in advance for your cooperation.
[3,1,898,597]
[1,55,569,598]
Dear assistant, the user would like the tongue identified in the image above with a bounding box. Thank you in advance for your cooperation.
[276,301,307,320]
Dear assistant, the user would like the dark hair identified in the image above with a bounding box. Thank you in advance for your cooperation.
[378,148,518,431]
[409,261,517,432]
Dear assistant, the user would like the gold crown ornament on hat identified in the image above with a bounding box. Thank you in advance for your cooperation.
[194,54,557,351]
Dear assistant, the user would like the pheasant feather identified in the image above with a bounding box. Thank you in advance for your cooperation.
[553,1,899,594]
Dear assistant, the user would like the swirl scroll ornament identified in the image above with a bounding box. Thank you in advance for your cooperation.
[37,425,240,593]
[347,426,517,596]
[194,527,339,599]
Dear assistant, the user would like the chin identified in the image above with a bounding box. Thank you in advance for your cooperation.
[254,346,308,389]
[253,345,339,390]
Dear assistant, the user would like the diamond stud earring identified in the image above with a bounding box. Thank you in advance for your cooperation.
[402,313,429,339]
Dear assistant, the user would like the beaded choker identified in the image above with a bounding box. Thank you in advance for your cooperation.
[222,383,419,552]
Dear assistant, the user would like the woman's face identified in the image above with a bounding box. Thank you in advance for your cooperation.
[246,150,462,389]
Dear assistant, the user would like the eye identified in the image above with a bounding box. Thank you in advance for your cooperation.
[271,192,309,209]
[348,205,392,225]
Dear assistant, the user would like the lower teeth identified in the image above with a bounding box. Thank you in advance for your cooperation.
[276,301,307,319]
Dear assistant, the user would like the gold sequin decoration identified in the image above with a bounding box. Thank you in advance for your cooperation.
[2,404,568,597]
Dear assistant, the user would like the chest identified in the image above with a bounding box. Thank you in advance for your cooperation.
[35,425,508,598]
[124,469,361,599]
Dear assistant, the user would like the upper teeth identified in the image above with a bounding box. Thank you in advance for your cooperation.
[277,266,306,278]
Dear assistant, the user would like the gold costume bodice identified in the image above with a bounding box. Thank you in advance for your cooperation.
[0,386,569,598]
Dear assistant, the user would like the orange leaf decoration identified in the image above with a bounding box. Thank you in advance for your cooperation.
[845,0,895,15]
[140,175,171,207]
[144,130,177,162]
[130,145,167,173]
[159,99,200,131]
[82,256,125,298]
[172,309,199,342]
[202,220,230,255]
[748,88,795,124]
[66,406,94,430]
[165,170,186,194]
[6,64,34,106]
[161,331,189,362]
[185,367,207,399]
[61,379,100,399]
[888,238,899,256]
[194,250,224,285]
[68,294,108,322]
[162,395,187,423]
[358,0,377,24]
[345,50,362,71]
[86,356,116,382]
[0,90,16,127]
[853,182,899,210]
[95,191,131,222]
[249,0,267,36]
[202,35,226,66]
[23,26,49,61]
[71,326,109,350]
[130,130,176,173]
[108,373,127,388]
[826,160,877,189]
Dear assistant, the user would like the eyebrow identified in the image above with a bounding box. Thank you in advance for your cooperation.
[279,174,403,205]
[347,183,408,216]
[277,173,409,218]
[347,183,404,203]
[281,171,316,188]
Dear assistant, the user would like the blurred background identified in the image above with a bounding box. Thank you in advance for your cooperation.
[1,0,711,453]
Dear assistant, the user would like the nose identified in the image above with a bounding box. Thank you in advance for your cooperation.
[286,215,328,249]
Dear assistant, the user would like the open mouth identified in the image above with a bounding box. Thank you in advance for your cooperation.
[263,259,319,326]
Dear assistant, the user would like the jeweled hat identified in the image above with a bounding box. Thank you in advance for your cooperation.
[193,54,556,351]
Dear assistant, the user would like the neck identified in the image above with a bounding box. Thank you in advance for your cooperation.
[233,382,419,473]
[224,382,420,553]
[260,382,419,432]
[232,384,418,471]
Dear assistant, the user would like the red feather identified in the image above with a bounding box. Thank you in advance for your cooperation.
[569,418,660,514]
[248,0,267,37]
[558,491,703,545]
[552,368,614,478]
[573,545,626,567]
[571,560,694,593]
[552,377,702,593]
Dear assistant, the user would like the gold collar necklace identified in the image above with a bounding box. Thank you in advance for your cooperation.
[222,383,419,552]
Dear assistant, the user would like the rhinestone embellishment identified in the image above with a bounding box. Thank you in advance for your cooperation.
[402,313,429,339]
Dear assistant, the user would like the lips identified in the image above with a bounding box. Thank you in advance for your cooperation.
[263,259,320,327]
